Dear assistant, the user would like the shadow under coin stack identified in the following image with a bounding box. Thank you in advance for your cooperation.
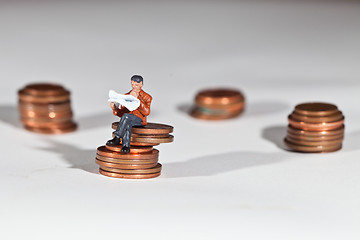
[191,88,245,120]
[96,122,174,179]
[284,102,345,153]
[18,83,77,134]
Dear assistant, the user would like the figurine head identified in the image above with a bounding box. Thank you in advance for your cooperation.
[131,75,143,91]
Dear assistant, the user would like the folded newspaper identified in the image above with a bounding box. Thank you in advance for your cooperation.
[108,90,140,111]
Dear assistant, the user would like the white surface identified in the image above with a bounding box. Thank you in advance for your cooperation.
[1,1,360,239]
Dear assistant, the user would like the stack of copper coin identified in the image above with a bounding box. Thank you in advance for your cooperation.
[191,88,245,120]
[284,102,345,153]
[18,83,77,134]
[95,122,174,179]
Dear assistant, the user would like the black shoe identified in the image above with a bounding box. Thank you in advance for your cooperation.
[121,146,130,153]
[106,136,120,146]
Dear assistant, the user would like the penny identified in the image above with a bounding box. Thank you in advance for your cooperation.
[111,132,160,146]
[286,131,344,142]
[105,144,153,154]
[126,141,159,147]
[19,101,72,111]
[290,111,343,123]
[288,115,344,131]
[96,155,158,164]
[21,83,69,96]
[190,109,241,120]
[112,122,173,134]
[285,136,344,147]
[99,168,161,179]
[195,88,245,105]
[284,138,342,153]
[100,163,162,174]
[131,133,171,138]
[131,134,174,144]
[191,88,245,121]
[196,101,245,111]
[24,123,77,134]
[294,102,339,117]
[22,120,76,128]
[97,146,159,160]
[96,159,158,169]
[287,124,345,137]
[18,90,70,103]
[18,83,77,134]
[192,104,244,115]
[21,115,73,123]
[20,110,73,119]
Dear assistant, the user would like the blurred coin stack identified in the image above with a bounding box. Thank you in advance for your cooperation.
[191,88,245,120]
[284,102,345,153]
[18,83,77,134]
[96,122,174,179]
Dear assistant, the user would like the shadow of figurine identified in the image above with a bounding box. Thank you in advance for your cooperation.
[163,151,293,178]
[0,104,22,129]
[36,139,98,174]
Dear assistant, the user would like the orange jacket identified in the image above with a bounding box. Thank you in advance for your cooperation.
[113,90,152,125]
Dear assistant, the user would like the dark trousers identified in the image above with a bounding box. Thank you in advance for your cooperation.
[114,113,143,147]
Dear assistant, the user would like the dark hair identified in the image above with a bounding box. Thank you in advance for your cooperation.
[131,75,143,83]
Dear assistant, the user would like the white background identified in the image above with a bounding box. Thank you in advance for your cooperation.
[1,0,360,239]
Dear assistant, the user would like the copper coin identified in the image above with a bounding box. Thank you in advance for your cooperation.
[96,159,158,170]
[21,115,73,123]
[286,131,344,141]
[18,90,70,103]
[294,102,339,117]
[131,134,174,144]
[21,83,69,96]
[96,155,158,164]
[133,123,174,135]
[21,118,73,127]
[287,124,344,137]
[196,100,245,110]
[131,133,171,138]
[192,104,244,115]
[288,115,344,131]
[105,144,153,154]
[22,120,76,128]
[24,123,77,134]
[19,101,72,111]
[100,163,162,174]
[195,88,245,105]
[111,132,159,146]
[20,110,72,119]
[285,136,344,147]
[99,168,161,179]
[97,146,159,160]
[112,122,174,134]
[284,138,342,153]
[190,109,241,120]
[290,111,343,123]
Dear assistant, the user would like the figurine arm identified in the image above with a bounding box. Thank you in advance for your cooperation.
[137,95,152,116]
[110,102,125,117]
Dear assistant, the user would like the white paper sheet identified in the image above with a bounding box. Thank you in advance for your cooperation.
[108,90,140,111]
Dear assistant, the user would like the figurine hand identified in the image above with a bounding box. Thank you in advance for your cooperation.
[130,90,139,98]
[110,102,116,110]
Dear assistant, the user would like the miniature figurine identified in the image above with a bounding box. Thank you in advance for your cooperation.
[106,75,152,153]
